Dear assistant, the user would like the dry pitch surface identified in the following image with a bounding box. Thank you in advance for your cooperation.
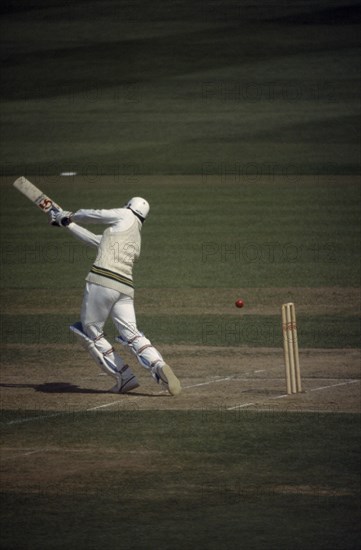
[1,286,360,416]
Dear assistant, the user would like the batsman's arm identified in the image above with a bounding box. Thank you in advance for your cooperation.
[72,208,125,224]
[67,223,101,248]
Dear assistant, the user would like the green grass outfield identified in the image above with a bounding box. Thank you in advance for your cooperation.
[1,313,360,348]
[1,178,360,289]
[1,1,360,175]
[1,411,360,550]
[1,177,360,348]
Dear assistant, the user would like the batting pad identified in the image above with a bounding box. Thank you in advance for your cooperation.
[70,322,120,378]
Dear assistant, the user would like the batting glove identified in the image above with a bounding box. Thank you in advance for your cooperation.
[48,208,62,226]
[54,210,73,227]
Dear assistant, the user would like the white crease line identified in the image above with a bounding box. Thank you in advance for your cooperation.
[227,402,255,410]
[86,401,133,411]
[310,380,360,392]
[273,393,291,400]
[28,378,234,415]
[182,377,232,390]
[23,448,47,456]
[0,448,47,460]
[229,377,282,381]
[3,402,127,423]
[5,412,65,425]
[228,379,360,410]
[2,377,232,424]
[4,378,359,424]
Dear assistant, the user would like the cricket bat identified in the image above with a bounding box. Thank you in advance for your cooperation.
[13,176,62,214]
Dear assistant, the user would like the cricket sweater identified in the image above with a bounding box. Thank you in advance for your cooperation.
[70,208,141,297]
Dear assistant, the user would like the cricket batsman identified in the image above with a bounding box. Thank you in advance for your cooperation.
[49,198,181,396]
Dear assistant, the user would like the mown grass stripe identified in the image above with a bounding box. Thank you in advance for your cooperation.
[1,313,360,348]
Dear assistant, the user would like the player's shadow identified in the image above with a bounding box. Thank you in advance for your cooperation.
[38,382,106,394]
[0,382,106,394]
[0,382,157,397]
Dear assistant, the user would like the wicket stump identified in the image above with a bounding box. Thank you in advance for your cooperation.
[281,302,302,394]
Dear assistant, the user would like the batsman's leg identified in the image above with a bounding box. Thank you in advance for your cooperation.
[112,294,181,396]
[73,283,139,393]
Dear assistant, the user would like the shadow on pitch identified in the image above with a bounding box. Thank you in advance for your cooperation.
[0,382,159,396]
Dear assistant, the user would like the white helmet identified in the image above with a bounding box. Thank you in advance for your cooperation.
[126,197,150,221]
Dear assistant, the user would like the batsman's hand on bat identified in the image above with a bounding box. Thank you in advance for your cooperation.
[48,209,73,227]
[48,208,61,226]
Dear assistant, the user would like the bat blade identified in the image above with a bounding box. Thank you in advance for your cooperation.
[13,176,61,213]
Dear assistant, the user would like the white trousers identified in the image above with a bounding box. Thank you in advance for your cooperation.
[80,282,164,371]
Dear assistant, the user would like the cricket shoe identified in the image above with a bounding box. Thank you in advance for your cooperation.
[109,365,140,394]
[152,363,181,396]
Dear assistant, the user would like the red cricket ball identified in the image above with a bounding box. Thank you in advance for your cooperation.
[235,299,244,308]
